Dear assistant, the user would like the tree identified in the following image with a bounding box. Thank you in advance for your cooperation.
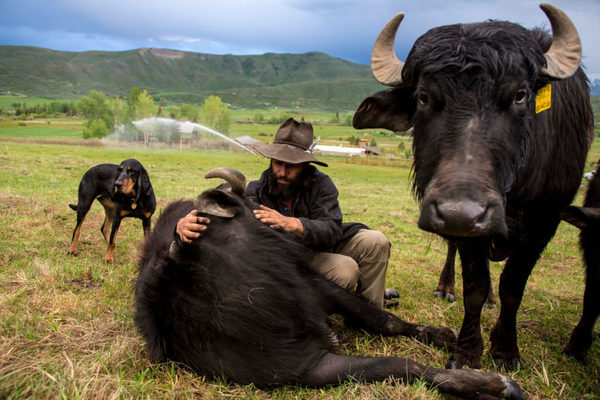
[126,87,142,120]
[135,90,155,121]
[181,103,200,121]
[77,90,114,139]
[107,97,127,127]
[83,119,109,139]
[201,95,231,134]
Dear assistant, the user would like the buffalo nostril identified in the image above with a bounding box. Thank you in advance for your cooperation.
[437,201,486,229]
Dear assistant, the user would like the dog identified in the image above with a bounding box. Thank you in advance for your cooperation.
[68,159,156,263]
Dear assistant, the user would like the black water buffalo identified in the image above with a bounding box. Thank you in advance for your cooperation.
[135,168,523,399]
[353,3,594,371]
[560,161,600,362]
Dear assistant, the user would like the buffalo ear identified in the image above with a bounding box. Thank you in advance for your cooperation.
[353,86,415,132]
[561,206,600,230]
[194,189,242,218]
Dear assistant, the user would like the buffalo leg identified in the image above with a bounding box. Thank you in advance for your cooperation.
[448,239,490,369]
[300,352,523,400]
[490,216,560,371]
[435,241,496,307]
[309,274,458,351]
[435,240,457,302]
[564,230,600,362]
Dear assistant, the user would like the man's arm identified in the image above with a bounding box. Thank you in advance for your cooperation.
[252,205,304,237]
[297,175,343,250]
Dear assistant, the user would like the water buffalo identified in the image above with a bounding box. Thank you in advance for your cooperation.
[560,161,600,362]
[135,168,523,399]
[353,3,594,370]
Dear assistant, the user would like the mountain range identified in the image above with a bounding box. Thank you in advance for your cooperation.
[0,46,385,111]
[0,45,598,111]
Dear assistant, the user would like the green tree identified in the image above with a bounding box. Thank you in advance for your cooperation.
[181,103,200,121]
[107,97,127,127]
[77,90,114,139]
[135,90,155,120]
[126,87,142,120]
[201,95,231,134]
[83,119,109,139]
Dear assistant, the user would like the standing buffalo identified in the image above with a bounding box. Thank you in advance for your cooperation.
[135,168,523,400]
[353,3,594,370]
[560,161,600,362]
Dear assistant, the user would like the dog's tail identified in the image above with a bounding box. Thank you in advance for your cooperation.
[69,204,78,211]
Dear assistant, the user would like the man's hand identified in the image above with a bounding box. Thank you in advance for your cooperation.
[253,205,304,237]
[176,210,211,244]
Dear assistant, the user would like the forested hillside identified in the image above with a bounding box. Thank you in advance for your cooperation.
[0,46,384,111]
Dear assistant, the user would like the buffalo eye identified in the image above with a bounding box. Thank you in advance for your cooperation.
[513,88,529,105]
[417,88,429,106]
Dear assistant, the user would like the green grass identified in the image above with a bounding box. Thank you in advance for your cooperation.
[0,122,599,399]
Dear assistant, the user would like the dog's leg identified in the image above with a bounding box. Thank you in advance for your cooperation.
[142,213,152,239]
[105,211,124,263]
[98,198,115,242]
[68,203,93,256]
[300,352,522,399]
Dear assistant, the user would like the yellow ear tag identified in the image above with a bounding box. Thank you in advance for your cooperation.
[131,203,137,209]
[535,84,551,113]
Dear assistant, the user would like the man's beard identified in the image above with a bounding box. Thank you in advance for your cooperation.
[267,168,306,200]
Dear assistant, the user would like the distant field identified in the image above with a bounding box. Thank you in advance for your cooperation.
[0,114,404,152]
[0,94,76,108]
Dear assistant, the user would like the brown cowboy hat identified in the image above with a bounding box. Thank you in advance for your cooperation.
[255,118,327,167]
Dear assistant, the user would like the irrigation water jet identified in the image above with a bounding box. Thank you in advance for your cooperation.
[103,118,255,154]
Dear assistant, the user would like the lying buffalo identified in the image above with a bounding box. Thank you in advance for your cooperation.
[135,168,523,399]
[560,161,600,362]
[353,3,594,370]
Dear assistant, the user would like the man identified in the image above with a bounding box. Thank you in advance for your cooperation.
[177,118,398,308]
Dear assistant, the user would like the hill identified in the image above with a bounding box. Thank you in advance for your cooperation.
[0,46,384,111]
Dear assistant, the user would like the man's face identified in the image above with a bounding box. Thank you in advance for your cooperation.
[271,159,304,186]
[268,159,306,199]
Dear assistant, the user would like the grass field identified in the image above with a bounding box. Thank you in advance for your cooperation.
[0,120,599,399]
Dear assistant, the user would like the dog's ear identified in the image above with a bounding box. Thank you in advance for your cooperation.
[140,166,153,197]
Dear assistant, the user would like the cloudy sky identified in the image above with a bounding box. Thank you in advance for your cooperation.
[1,0,599,80]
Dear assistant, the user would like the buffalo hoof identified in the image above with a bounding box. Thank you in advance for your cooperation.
[384,299,399,309]
[417,325,458,352]
[503,376,524,400]
[493,357,521,372]
[564,342,589,364]
[384,288,400,299]
[434,290,455,302]
[564,327,593,363]
[446,351,482,370]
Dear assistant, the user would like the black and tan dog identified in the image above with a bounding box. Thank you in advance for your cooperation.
[68,159,156,263]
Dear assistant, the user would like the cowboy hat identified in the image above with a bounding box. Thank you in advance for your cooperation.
[255,118,327,167]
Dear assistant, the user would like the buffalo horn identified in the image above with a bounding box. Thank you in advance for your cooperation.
[540,3,582,79]
[371,12,406,86]
[205,167,247,196]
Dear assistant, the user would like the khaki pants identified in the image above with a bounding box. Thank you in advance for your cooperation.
[308,229,391,308]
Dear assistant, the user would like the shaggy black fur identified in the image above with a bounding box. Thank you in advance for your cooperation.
[135,179,522,399]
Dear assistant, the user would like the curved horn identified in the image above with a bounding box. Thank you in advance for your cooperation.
[205,167,246,196]
[371,12,406,86]
[540,3,582,79]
